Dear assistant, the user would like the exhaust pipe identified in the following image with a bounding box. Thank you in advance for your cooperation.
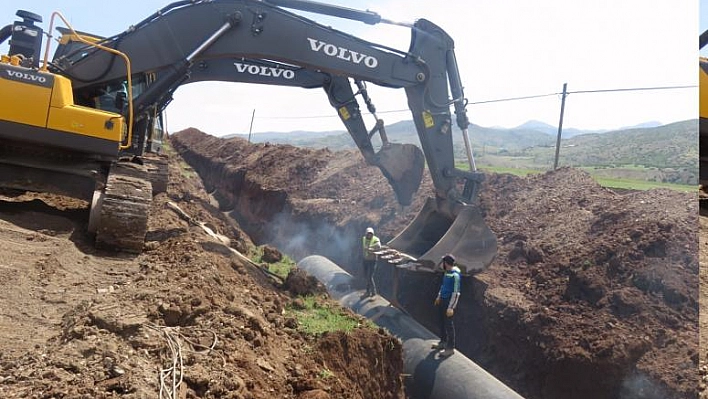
[297,255,525,399]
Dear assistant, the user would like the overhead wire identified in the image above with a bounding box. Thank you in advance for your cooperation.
[569,85,695,95]
[251,84,696,121]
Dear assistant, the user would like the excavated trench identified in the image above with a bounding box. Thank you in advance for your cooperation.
[171,129,698,399]
[172,140,540,396]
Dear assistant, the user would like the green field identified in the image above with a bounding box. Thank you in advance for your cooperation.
[476,165,541,177]
[590,176,694,192]
[466,163,695,193]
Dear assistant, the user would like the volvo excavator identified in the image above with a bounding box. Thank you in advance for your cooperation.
[0,0,497,275]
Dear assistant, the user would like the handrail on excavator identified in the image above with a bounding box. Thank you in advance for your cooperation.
[41,11,135,150]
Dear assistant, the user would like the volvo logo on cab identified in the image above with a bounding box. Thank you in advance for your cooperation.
[233,62,295,79]
[5,69,47,83]
[307,38,378,68]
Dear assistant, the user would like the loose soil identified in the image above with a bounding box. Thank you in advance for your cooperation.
[700,208,708,399]
[0,127,698,399]
[171,129,698,399]
[0,148,404,398]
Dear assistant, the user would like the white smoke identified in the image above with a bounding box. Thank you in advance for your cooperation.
[619,371,669,399]
[264,211,359,270]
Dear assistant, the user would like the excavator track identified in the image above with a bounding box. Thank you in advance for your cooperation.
[143,154,169,195]
[94,162,152,253]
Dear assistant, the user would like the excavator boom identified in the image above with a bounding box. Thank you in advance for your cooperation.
[4,0,498,273]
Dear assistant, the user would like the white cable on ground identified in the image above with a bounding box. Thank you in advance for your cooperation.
[145,323,219,399]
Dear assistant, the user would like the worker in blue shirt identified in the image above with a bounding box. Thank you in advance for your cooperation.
[432,254,461,357]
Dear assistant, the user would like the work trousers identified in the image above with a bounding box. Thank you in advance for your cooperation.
[438,297,456,349]
[363,259,377,295]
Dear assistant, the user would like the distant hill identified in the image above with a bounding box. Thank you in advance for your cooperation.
[237,119,671,145]
[618,120,663,130]
[510,119,663,138]
[225,118,697,177]
[528,119,698,171]
[235,120,698,162]
[223,130,343,141]
[511,120,605,137]
[240,119,556,152]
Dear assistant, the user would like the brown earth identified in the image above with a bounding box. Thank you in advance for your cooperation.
[0,127,699,399]
[171,128,698,399]
[0,148,404,398]
[700,209,708,398]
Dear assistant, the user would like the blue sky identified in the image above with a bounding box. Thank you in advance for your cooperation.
[1,0,698,136]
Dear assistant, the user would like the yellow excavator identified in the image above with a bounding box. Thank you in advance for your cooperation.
[0,10,168,252]
[0,1,497,276]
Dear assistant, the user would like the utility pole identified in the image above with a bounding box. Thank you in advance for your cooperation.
[553,83,568,170]
[247,109,255,143]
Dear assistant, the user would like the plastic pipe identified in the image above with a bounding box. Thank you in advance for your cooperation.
[297,255,525,399]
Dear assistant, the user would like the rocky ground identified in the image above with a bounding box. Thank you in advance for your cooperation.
[0,127,699,399]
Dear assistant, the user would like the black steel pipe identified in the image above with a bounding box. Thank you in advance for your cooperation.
[297,255,525,399]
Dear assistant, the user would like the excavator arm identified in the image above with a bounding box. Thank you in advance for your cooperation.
[182,58,425,205]
[47,0,497,274]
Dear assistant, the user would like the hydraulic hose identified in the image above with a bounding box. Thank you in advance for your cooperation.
[0,25,12,46]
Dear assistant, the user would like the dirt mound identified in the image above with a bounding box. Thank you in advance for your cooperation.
[170,129,427,262]
[0,151,405,398]
[700,212,708,399]
[171,128,698,399]
[478,170,697,398]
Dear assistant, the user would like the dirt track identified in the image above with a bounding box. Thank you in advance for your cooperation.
[0,128,699,399]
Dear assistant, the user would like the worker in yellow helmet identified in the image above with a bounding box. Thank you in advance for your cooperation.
[361,227,381,298]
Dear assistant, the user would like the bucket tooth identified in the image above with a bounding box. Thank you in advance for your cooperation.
[395,262,428,272]
[387,198,497,275]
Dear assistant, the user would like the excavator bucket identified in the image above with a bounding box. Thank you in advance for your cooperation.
[374,143,425,206]
[386,197,497,275]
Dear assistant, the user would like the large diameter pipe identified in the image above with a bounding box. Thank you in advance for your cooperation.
[297,255,525,399]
